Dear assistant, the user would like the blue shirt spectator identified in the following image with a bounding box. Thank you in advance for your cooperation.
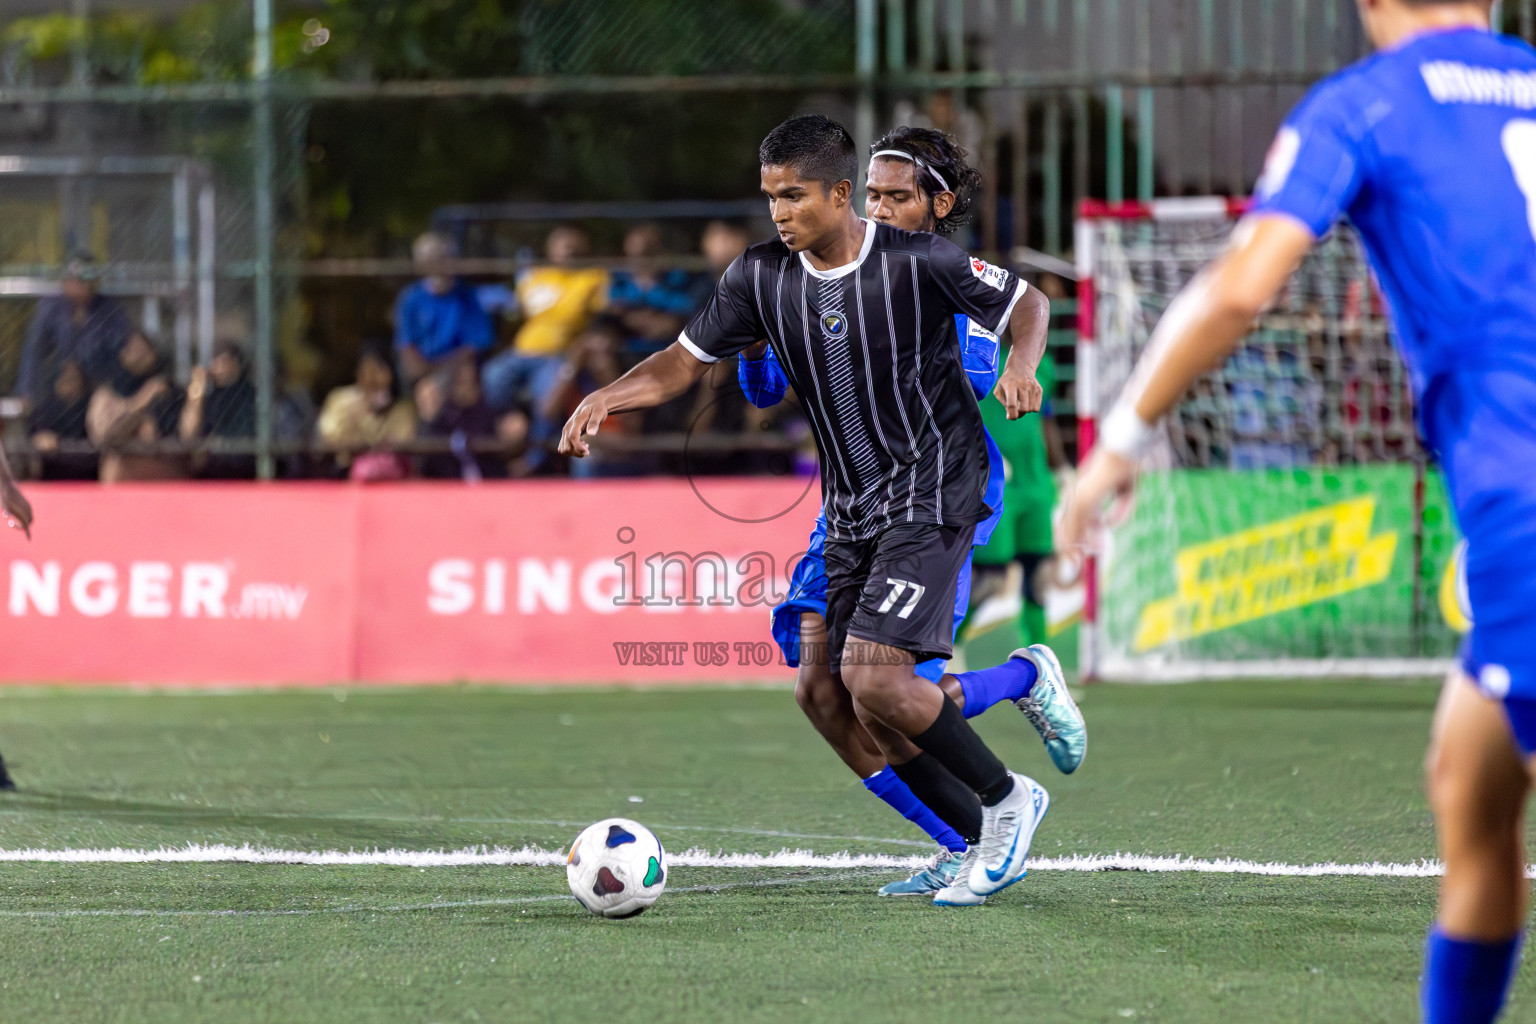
[16,253,133,402]
[393,232,494,381]
[608,223,698,354]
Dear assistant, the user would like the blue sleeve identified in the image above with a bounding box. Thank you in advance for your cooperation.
[1249,80,1368,238]
[737,345,788,408]
[956,314,999,400]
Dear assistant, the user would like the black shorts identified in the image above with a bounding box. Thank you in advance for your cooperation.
[822,521,976,674]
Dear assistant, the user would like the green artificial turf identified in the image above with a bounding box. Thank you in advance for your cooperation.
[0,679,1521,1023]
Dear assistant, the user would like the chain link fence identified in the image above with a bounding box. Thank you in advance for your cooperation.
[0,0,1531,480]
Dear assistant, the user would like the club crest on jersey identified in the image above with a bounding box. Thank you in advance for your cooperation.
[821,311,848,339]
[969,257,1010,292]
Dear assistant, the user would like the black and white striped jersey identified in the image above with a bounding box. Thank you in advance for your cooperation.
[680,219,1027,542]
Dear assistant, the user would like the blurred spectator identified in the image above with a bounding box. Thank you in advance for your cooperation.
[27,357,96,480]
[415,354,503,480]
[86,331,187,482]
[483,225,607,412]
[15,252,133,404]
[180,341,257,479]
[394,232,495,385]
[680,222,756,451]
[316,345,417,476]
[483,225,608,470]
[536,320,650,478]
[608,223,697,355]
[699,220,751,280]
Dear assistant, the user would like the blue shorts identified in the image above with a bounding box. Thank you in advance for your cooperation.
[770,545,973,683]
[1430,370,1536,753]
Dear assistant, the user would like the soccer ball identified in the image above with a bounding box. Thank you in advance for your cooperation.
[565,818,667,918]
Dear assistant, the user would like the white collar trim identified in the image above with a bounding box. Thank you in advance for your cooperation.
[797,219,876,280]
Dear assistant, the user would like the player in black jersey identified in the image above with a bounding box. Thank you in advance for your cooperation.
[561,115,1057,903]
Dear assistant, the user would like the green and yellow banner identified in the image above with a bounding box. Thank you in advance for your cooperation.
[1106,466,1461,662]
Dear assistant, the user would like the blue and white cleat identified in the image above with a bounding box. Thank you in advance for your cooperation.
[879,848,964,896]
[932,846,987,906]
[1013,644,1087,774]
[968,773,1050,897]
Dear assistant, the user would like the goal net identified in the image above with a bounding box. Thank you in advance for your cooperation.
[1076,198,1461,682]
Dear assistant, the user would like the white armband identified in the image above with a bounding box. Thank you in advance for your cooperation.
[1099,402,1158,459]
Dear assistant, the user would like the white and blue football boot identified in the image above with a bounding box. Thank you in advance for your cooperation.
[968,773,1050,897]
[879,848,965,896]
[1012,645,1087,774]
[932,845,987,906]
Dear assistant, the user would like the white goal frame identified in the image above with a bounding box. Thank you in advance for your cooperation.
[1074,197,1456,683]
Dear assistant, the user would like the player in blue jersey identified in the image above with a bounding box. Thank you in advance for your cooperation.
[1062,1,1536,1018]
[741,126,1085,903]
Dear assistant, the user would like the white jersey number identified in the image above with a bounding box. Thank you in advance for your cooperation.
[1501,119,1536,242]
[879,578,926,620]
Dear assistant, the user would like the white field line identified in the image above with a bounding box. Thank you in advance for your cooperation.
[0,843,1464,877]
[0,871,881,919]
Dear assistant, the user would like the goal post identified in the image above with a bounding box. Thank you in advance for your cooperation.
[1074,198,1461,682]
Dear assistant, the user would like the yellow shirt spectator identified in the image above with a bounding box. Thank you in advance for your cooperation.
[513,266,609,357]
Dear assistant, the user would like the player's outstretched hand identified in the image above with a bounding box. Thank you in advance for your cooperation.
[993,370,1043,419]
[1,477,32,541]
[1058,447,1136,555]
[559,394,610,458]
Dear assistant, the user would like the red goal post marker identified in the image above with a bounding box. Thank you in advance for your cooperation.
[1072,196,1249,681]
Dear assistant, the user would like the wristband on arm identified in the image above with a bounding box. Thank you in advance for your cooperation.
[1098,402,1158,459]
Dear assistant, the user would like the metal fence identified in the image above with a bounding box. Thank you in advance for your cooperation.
[0,0,1532,478]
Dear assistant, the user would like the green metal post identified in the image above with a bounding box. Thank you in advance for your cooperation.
[1043,98,1061,254]
[856,0,877,168]
[1105,85,1123,204]
[1136,0,1152,200]
[1137,87,1154,200]
[885,0,905,73]
[1261,0,1276,72]
[917,0,937,71]
[253,0,276,480]
[1230,0,1245,73]
[1200,0,1215,68]
[1294,0,1307,73]
[945,0,964,71]
[1325,0,1339,67]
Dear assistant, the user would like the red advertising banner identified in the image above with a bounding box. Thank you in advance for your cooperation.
[0,478,820,685]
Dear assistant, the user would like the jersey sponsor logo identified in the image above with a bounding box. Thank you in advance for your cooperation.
[1132,497,1397,651]
[968,257,1010,293]
[820,311,848,339]
[1256,126,1300,200]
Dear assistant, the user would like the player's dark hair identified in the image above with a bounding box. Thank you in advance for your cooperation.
[759,115,858,193]
[869,126,984,235]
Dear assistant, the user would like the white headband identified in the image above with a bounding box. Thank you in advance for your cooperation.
[869,149,951,194]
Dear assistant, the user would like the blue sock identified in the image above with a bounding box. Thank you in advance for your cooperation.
[953,657,1038,720]
[1422,925,1523,1024]
[863,768,966,853]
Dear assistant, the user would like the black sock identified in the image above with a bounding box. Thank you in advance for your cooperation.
[912,698,1013,806]
[890,753,983,845]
